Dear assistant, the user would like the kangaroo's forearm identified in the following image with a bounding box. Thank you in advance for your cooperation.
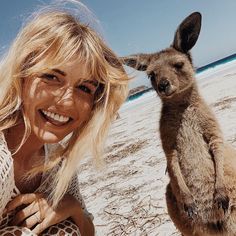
[168,152,192,198]
[209,137,224,187]
[201,113,225,188]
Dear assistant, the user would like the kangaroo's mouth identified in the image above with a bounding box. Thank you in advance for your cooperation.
[158,85,177,98]
[161,89,175,97]
[157,78,177,97]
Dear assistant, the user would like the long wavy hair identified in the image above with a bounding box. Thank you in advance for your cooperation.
[0,8,128,207]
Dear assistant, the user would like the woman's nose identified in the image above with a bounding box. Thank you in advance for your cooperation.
[55,87,74,107]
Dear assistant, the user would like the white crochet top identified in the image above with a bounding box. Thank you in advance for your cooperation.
[0,132,93,236]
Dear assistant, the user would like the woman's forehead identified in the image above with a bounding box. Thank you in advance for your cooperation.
[49,60,98,83]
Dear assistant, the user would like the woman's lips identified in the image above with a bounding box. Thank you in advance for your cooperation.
[39,109,72,126]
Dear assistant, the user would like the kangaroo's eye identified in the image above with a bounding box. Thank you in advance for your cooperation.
[173,62,184,70]
[148,71,156,81]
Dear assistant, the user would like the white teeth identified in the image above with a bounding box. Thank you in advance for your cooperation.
[41,110,70,123]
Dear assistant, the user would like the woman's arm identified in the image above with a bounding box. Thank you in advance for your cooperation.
[70,195,95,236]
[66,174,94,222]
[5,193,95,235]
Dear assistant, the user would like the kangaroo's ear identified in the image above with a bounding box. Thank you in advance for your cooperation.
[172,12,201,53]
[121,53,152,71]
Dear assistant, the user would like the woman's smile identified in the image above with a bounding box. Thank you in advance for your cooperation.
[22,60,98,143]
[39,109,72,126]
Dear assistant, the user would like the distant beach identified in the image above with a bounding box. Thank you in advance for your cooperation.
[127,53,236,102]
[196,53,236,74]
[78,58,236,236]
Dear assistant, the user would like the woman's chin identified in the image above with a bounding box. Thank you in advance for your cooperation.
[35,130,64,144]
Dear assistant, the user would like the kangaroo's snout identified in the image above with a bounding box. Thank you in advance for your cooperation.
[158,78,170,93]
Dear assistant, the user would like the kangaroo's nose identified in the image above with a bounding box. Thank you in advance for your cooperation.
[158,78,170,93]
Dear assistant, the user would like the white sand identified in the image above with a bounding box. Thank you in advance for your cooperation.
[78,60,236,236]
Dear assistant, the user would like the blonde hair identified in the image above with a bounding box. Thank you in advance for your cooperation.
[0,8,128,207]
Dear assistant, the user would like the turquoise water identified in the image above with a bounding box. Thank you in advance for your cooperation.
[128,88,153,101]
[196,53,236,74]
[127,53,236,102]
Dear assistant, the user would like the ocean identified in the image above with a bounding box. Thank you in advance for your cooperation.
[196,53,236,74]
[126,53,236,102]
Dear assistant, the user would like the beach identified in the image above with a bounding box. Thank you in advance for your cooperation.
[78,60,236,236]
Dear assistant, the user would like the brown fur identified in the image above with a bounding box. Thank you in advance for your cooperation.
[122,12,236,235]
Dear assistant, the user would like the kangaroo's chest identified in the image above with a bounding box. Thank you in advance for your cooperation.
[177,112,207,159]
[161,109,213,169]
[162,109,215,188]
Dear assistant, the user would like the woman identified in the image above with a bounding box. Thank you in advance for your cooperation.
[0,4,128,236]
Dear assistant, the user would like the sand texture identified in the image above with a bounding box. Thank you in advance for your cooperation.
[78,61,236,236]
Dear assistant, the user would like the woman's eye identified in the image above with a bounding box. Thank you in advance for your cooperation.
[78,85,92,94]
[41,73,59,81]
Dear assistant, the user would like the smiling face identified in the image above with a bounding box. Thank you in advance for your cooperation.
[22,60,98,144]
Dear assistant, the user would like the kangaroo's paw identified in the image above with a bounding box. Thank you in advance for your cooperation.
[183,201,197,219]
[214,188,230,214]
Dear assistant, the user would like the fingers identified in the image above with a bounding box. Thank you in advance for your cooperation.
[22,212,42,229]
[32,216,54,235]
[11,201,38,225]
[5,193,71,234]
[6,194,41,212]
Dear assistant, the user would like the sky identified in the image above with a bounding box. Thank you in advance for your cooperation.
[1,0,236,88]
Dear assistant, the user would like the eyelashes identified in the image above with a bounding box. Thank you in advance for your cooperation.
[77,84,92,94]
[40,73,59,81]
[40,73,95,94]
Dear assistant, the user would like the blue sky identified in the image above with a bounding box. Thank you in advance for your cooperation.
[1,0,236,88]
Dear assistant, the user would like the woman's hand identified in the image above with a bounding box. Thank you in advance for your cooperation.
[4,193,84,234]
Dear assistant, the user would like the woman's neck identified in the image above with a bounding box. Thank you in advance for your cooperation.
[4,118,45,193]
[5,118,45,167]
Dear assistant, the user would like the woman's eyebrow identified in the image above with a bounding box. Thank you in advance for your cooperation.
[51,69,98,87]
[84,80,99,87]
[52,68,66,76]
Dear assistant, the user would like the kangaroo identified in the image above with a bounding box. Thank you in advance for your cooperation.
[122,12,236,235]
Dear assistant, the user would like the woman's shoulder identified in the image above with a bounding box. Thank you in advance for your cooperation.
[0,131,12,162]
[0,130,14,178]
[0,131,19,217]
[0,131,9,147]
